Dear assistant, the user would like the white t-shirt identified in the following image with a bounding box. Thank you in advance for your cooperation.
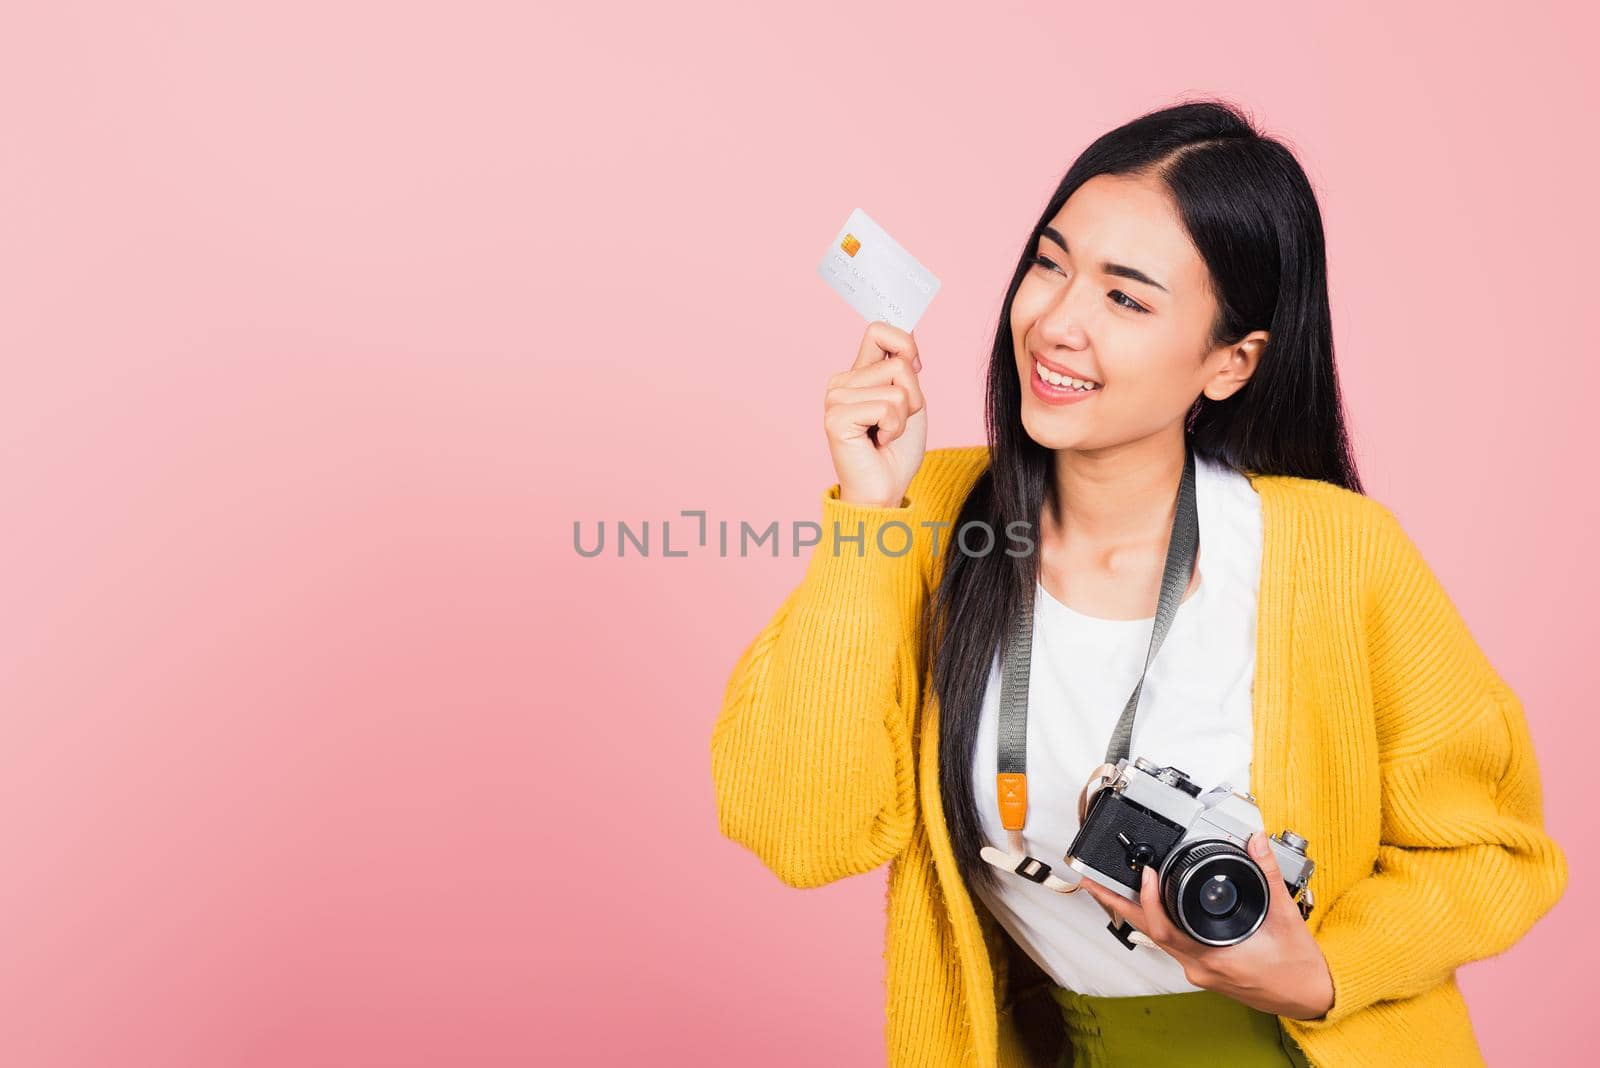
[969,453,1263,996]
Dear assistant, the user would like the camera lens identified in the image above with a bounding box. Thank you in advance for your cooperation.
[1160,840,1269,946]
[1197,874,1239,917]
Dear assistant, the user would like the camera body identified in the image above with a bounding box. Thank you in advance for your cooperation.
[1065,757,1315,947]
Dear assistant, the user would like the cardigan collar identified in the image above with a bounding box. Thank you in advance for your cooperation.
[915,470,1302,1066]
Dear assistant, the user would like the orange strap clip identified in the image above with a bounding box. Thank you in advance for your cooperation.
[996,772,1028,832]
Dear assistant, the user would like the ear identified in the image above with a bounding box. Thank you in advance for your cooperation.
[1202,330,1268,402]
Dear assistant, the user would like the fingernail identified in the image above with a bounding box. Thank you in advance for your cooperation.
[1250,833,1268,857]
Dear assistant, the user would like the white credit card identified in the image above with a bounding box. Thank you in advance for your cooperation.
[815,207,941,331]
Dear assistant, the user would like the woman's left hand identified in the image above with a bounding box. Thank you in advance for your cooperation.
[1078,830,1335,1020]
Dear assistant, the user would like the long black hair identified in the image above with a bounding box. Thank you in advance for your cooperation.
[934,98,1365,898]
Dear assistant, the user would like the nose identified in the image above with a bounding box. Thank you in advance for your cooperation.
[1032,273,1092,350]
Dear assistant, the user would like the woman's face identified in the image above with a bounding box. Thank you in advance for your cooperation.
[1010,173,1263,451]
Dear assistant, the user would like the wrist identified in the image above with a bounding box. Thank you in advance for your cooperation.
[836,487,909,510]
[1284,955,1335,1021]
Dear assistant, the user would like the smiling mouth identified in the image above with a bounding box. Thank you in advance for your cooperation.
[1032,357,1101,392]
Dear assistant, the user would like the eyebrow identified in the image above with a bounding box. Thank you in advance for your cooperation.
[1037,226,1169,294]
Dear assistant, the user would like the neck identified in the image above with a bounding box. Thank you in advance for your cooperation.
[1046,427,1188,545]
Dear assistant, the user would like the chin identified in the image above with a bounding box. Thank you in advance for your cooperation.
[1019,409,1072,450]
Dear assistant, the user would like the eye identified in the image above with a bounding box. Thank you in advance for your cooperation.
[1109,290,1149,314]
[1031,252,1150,314]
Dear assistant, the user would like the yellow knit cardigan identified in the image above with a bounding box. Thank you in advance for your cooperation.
[710,445,1567,1067]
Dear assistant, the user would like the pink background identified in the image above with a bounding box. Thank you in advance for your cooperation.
[2,2,1593,1065]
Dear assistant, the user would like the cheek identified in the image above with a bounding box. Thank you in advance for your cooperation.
[1120,354,1203,412]
[1108,337,1202,402]
[1011,282,1047,330]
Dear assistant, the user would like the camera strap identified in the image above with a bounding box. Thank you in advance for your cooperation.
[988,443,1199,883]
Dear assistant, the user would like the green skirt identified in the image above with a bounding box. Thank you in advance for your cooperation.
[1048,986,1313,1067]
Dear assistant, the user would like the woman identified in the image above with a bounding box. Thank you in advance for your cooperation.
[710,100,1566,1067]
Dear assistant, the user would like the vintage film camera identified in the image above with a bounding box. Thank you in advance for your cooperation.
[1065,757,1316,949]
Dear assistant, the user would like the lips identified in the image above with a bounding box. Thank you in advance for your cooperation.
[1030,350,1100,385]
[1030,357,1100,406]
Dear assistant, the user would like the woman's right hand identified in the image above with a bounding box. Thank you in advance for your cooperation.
[823,321,928,509]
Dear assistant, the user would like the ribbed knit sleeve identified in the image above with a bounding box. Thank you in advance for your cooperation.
[710,448,985,889]
[1294,506,1569,1029]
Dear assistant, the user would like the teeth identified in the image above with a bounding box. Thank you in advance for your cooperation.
[1035,360,1099,391]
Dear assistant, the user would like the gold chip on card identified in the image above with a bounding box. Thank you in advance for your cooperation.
[840,233,861,257]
